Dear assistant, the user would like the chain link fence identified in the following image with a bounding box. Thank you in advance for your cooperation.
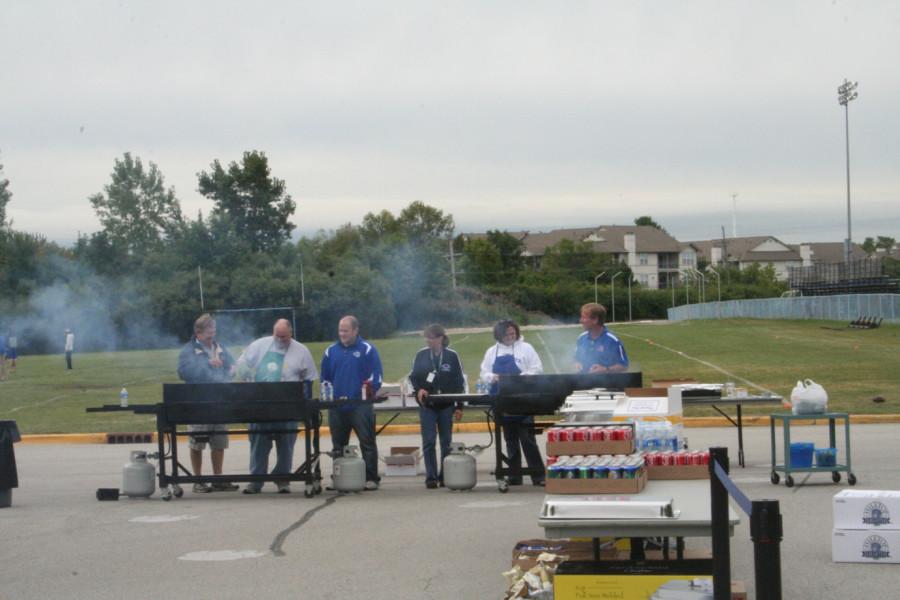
[667,293,900,323]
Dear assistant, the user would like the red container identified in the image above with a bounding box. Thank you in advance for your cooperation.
[676,452,691,466]
[572,427,587,442]
[546,455,558,466]
[699,451,710,465]
[689,451,704,466]
[590,426,607,441]
[660,452,675,466]
[547,429,559,443]
[619,426,633,441]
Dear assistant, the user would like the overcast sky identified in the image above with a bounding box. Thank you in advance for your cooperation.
[2,1,898,246]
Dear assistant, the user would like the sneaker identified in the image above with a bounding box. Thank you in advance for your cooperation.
[277,483,291,494]
[242,486,261,495]
[212,482,239,492]
[192,483,212,494]
[425,480,438,489]
[364,480,379,491]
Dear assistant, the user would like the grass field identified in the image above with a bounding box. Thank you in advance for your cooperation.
[1,318,897,434]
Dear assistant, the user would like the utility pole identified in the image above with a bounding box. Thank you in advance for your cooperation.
[449,237,458,289]
[198,266,205,310]
[838,79,859,263]
[731,193,738,238]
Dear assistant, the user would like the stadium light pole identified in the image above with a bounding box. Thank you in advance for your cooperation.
[611,271,623,322]
[594,271,607,304]
[838,78,858,263]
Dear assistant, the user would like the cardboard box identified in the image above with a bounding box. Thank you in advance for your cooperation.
[547,440,635,456]
[833,528,900,563]
[545,467,647,495]
[647,464,709,480]
[833,490,900,530]
[384,446,420,476]
[554,559,713,600]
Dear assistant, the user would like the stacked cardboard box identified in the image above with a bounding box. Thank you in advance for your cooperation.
[833,490,900,563]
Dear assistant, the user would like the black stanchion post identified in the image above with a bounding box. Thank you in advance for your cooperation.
[709,446,731,600]
[751,499,783,600]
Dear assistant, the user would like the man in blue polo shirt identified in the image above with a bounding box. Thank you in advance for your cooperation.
[575,302,629,373]
[320,315,383,490]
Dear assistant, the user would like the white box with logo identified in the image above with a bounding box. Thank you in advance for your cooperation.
[833,490,900,530]
[832,529,900,563]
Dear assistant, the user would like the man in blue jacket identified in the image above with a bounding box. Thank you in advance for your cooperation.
[574,302,629,373]
[320,315,383,490]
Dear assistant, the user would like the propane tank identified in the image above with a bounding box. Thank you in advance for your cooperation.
[332,446,366,492]
[442,442,476,490]
[122,451,156,498]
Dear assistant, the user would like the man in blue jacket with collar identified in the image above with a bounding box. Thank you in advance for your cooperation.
[320,315,383,490]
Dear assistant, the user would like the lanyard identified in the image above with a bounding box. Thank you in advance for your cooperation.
[431,350,443,373]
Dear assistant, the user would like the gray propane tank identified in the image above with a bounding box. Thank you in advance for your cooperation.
[332,446,366,492]
[122,451,156,498]
[442,442,476,490]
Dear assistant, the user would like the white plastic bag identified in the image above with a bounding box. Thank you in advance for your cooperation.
[790,379,828,415]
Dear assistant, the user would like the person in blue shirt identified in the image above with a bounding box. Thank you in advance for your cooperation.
[574,303,629,373]
[320,315,383,490]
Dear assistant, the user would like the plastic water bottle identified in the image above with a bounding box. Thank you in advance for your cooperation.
[321,381,332,402]
[119,387,129,408]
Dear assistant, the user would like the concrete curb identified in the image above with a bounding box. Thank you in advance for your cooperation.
[18,413,900,444]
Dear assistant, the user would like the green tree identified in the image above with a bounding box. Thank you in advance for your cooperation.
[88,153,183,255]
[862,237,877,255]
[197,151,296,253]
[0,159,11,228]
[486,230,525,280]
[634,215,667,232]
[396,201,455,243]
[461,238,502,286]
[877,236,896,252]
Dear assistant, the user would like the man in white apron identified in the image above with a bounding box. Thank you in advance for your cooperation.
[236,319,318,494]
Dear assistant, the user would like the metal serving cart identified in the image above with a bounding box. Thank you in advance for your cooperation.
[769,411,857,487]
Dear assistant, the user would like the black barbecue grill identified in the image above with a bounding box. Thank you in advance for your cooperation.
[430,371,643,492]
[88,382,334,500]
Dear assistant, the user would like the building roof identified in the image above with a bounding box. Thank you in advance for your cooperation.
[685,236,800,263]
[792,242,867,263]
[464,225,683,257]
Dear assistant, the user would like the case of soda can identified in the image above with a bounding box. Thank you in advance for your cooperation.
[546,425,634,443]
[546,453,646,480]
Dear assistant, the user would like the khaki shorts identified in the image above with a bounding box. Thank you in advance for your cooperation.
[187,424,229,450]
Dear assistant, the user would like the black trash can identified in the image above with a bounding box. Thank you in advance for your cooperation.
[0,420,21,508]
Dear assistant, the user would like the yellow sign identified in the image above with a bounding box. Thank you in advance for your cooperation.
[555,574,712,600]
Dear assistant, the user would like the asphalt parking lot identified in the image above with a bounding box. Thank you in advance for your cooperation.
[3,423,900,599]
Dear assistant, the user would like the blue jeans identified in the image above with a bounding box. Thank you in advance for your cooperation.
[328,404,380,483]
[247,421,297,490]
[419,405,454,483]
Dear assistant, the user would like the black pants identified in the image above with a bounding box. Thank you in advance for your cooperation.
[502,416,544,484]
[65,352,72,370]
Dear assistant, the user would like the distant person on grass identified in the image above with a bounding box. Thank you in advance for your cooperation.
[64,329,74,370]
[574,302,629,373]
[177,314,239,494]
[7,334,16,371]
[236,319,318,494]
[0,333,7,381]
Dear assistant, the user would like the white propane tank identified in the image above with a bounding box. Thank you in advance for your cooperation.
[442,442,476,490]
[332,446,366,492]
[122,451,156,498]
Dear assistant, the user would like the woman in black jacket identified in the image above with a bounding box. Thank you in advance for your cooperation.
[409,324,465,488]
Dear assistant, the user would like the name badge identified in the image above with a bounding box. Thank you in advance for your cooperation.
[426,372,436,383]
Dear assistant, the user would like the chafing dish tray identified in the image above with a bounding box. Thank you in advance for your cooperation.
[540,495,680,520]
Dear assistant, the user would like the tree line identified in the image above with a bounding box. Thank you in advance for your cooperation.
[2,151,867,353]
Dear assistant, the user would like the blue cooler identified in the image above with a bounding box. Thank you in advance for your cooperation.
[789,442,814,468]
[815,447,837,467]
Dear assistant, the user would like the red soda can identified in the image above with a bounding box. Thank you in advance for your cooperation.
[689,451,703,466]
[547,429,559,443]
[590,426,606,441]
[619,426,633,441]
[572,427,586,442]
[699,451,710,465]
[610,427,623,441]
[661,452,675,466]
[677,451,691,466]
[643,452,657,466]
[546,455,558,466]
